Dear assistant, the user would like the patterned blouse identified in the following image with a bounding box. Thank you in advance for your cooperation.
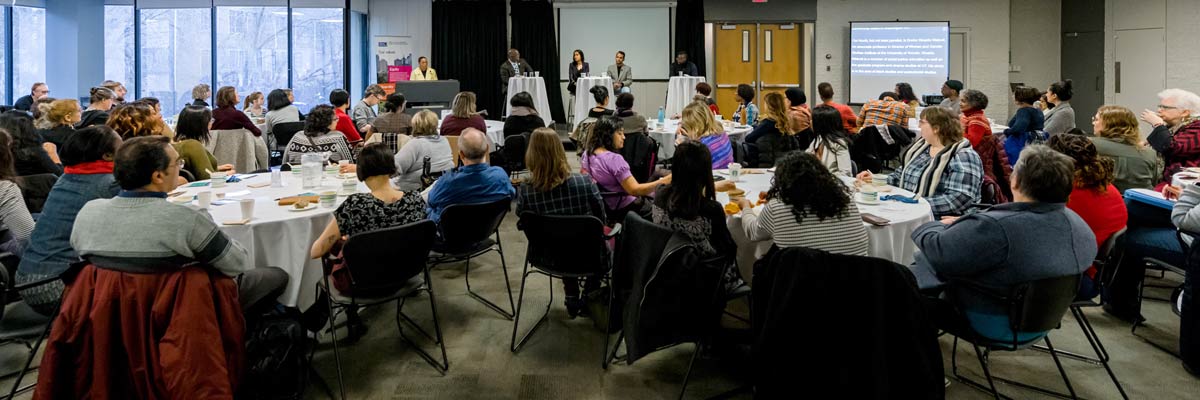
[334,193,428,237]
[283,130,354,165]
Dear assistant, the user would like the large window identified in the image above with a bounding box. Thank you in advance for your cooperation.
[13,6,45,104]
[104,5,135,90]
[291,8,344,113]
[216,6,288,104]
[139,8,212,116]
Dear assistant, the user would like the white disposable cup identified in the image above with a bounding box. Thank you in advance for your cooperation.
[240,199,255,220]
[729,164,742,182]
[211,172,227,188]
[197,191,213,209]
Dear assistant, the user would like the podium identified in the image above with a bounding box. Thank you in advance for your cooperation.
[396,80,460,116]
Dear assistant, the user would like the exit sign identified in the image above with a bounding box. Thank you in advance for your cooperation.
[752,0,767,2]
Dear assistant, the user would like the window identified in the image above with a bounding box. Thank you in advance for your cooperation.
[104,5,136,90]
[291,8,344,113]
[139,8,212,116]
[13,6,45,104]
[216,6,288,107]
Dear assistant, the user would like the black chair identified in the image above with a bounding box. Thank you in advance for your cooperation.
[945,274,1081,399]
[0,257,65,399]
[317,220,445,400]
[1132,229,1194,355]
[510,212,621,368]
[501,134,528,177]
[428,199,516,319]
[271,121,306,151]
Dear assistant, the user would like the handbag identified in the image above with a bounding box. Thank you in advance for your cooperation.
[420,156,436,189]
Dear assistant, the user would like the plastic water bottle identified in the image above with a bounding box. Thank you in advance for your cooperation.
[301,153,323,189]
[657,106,665,125]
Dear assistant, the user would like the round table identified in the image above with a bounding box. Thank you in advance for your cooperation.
[572,76,614,128]
[170,171,369,308]
[648,119,753,160]
[715,170,934,279]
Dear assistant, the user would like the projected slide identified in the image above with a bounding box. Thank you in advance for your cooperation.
[849,21,949,104]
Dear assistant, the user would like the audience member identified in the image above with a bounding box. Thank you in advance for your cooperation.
[939,80,963,117]
[615,93,647,134]
[1048,134,1126,300]
[587,86,615,119]
[425,128,514,223]
[607,51,633,94]
[1089,105,1160,192]
[856,107,982,217]
[0,129,34,255]
[369,93,414,149]
[264,89,302,137]
[302,143,428,339]
[503,92,545,139]
[582,115,669,220]
[14,82,48,112]
[857,91,909,128]
[210,86,262,137]
[101,80,128,103]
[1003,86,1046,165]
[71,135,288,314]
[960,90,1013,201]
[733,84,758,125]
[32,97,56,129]
[283,105,353,165]
[738,151,868,255]
[517,127,607,317]
[1043,79,1076,135]
[959,89,992,147]
[806,105,853,176]
[15,126,121,315]
[77,87,116,129]
[330,89,363,142]
[353,84,387,133]
[1,111,62,176]
[242,91,265,119]
[1143,88,1200,186]
[744,92,798,168]
[107,102,170,139]
[894,82,920,120]
[817,82,857,133]
[1170,177,1200,375]
[174,105,234,181]
[678,101,734,169]
[651,140,740,289]
[191,84,212,108]
[913,145,1094,342]
[393,110,453,192]
[668,50,698,77]
[440,91,487,136]
[38,99,81,148]
[785,87,812,133]
[410,56,438,81]
[695,82,719,115]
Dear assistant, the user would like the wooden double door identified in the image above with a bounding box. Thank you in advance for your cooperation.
[713,23,804,119]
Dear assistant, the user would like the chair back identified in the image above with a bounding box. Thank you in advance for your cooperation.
[437,199,510,251]
[272,122,305,150]
[518,212,610,276]
[1011,274,1080,333]
[447,136,461,166]
[501,134,528,173]
[15,173,57,214]
[341,220,437,294]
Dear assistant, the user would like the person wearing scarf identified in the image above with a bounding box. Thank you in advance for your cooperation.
[857,107,983,217]
[15,126,124,316]
[502,91,546,141]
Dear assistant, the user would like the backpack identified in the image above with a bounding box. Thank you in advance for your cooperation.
[239,306,310,400]
[571,117,599,153]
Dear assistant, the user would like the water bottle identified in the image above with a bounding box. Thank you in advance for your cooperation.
[657,106,665,125]
[301,153,323,189]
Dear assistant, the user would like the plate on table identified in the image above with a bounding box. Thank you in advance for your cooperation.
[855,198,881,206]
[287,203,318,212]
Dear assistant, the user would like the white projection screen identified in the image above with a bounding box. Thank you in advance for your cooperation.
[849,21,950,104]
[558,7,671,80]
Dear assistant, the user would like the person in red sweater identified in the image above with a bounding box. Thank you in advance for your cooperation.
[960,89,1012,201]
[329,89,363,142]
[816,82,857,134]
[1048,134,1127,299]
[210,86,262,136]
[441,91,487,136]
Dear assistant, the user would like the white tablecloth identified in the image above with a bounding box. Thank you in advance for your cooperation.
[505,77,554,125]
[171,172,369,307]
[647,119,753,160]
[665,76,706,118]
[572,76,614,128]
[716,171,934,280]
[437,119,505,147]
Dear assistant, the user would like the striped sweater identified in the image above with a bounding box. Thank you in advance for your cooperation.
[741,199,869,256]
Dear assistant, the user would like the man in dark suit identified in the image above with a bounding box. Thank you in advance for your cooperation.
[499,48,533,97]
[669,50,699,77]
[14,82,48,111]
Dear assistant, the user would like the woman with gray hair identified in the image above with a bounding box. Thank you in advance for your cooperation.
[1142,88,1200,186]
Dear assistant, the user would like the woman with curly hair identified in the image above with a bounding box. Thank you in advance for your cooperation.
[283,105,354,164]
[1089,105,1161,192]
[106,102,169,139]
[1048,134,1126,299]
[736,151,868,255]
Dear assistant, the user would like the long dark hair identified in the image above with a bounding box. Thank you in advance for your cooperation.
[0,111,41,151]
[175,105,213,143]
[769,151,852,222]
[661,141,716,219]
[894,82,918,103]
[586,115,623,154]
[573,49,585,64]
[382,93,406,113]
[810,105,851,149]
[0,129,15,182]
[267,89,292,111]
[60,126,122,167]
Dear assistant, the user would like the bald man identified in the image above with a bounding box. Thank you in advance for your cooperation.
[425,128,515,223]
[499,48,534,97]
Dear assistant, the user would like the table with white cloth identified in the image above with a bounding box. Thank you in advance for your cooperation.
[207,128,270,172]
[169,171,369,308]
[716,170,934,281]
[438,119,506,147]
[504,76,554,125]
[571,76,614,128]
[647,119,753,160]
[664,76,706,118]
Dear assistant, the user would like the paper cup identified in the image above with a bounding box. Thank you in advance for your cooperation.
[211,172,227,188]
[240,199,255,221]
[319,191,337,208]
[197,191,212,209]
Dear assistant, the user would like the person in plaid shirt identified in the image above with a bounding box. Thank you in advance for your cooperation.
[857,91,911,128]
[516,127,606,318]
[857,107,982,217]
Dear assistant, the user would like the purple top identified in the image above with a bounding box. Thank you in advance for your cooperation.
[581,151,635,210]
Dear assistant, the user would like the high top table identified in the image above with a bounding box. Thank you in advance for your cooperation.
[504,76,554,126]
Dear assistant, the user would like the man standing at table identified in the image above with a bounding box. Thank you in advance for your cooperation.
[607,51,633,94]
[410,56,438,81]
[500,48,534,97]
[669,51,698,77]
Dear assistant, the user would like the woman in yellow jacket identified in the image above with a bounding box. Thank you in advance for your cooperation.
[409,56,438,81]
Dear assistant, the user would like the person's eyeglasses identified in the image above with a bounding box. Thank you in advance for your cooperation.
[1158,104,1180,110]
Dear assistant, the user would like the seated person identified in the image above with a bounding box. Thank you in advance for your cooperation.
[15,126,121,315]
[37,99,81,149]
[284,105,355,165]
[440,92,487,136]
[0,129,34,256]
[352,84,387,134]
[695,82,719,115]
[1169,174,1200,375]
[785,87,812,133]
[1,111,62,176]
[806,105,853,176]
[581,116,670,220]
[651,140,740,289]
[1144,88,1200,187]
[1089,105,1160,192]
[329,89,362,142]
[737,151,868,255]
[174,105,234,181]
[677,101,734,169]
[913,145,1095,342]
[425,128,514,223]
[732,84,758,125]
[302,143,429,340]
[71,136,289,315]
[394,110,454,192]
[503,92,545,139]
[614,92,647,134]
[587,86,616,119]
[1048,135,1127,300]
[517,128,607,317]
[369,92,414,143]
[857,91,910,128]
[856,107,983,217]
[744,92,799,167]
[961,90,1013,201]
[210,86,262,137]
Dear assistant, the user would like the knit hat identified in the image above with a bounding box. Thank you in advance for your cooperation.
[944,80,964,92]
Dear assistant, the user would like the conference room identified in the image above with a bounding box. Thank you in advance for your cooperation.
[0,0,1197,398]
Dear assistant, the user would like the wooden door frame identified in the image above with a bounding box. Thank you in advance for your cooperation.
[710,21,816,108]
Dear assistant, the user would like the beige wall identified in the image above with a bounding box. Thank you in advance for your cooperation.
[1009,0,1062,118]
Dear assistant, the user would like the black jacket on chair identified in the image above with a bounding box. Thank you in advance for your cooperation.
[752,246,944,399]
[617,132,658,184]
[851,124,915,173]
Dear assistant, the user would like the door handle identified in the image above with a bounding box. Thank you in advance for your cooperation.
[1115,62,1121,94]
[716,84,739,89]
[761,84,801,88]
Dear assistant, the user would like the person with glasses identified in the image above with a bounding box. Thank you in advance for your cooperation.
[353,84,387,134]
[1089,105,1161,192]
[15,82,49,112]
[1142,88,1200,187]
